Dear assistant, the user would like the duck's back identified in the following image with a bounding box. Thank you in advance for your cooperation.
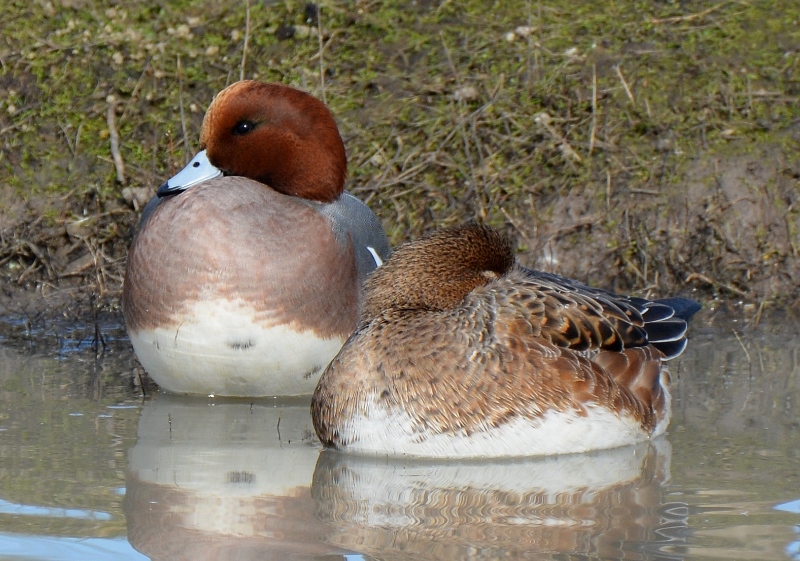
[316,192,391,283]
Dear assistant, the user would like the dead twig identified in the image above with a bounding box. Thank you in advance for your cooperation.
[370,158,433,191]
[615,65,635,105]
[732,329,751,362]
[317,4,326,105]
[17,262,40,285]
[534,111,582,163]
[589,63,597,156]
[0,113,34,137]
[120,58,151,125]
[649,2,731,24]
[441,35,483,218]
[686,272,747,296]
[240,0,250,81]
[106,98,125,184]
[177,54,190,163]
[500,207,534,248]
[58,120,76,158]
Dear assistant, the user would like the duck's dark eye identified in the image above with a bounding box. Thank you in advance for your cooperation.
[232,120,255,136]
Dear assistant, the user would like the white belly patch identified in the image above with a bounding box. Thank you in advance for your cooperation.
[339,404,654,458]
[128,299,345,396]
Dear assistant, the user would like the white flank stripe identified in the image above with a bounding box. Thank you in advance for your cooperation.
[366,246,383,267]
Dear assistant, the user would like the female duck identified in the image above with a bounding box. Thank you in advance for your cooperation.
[312,224,699,458]
[123,81,390,397]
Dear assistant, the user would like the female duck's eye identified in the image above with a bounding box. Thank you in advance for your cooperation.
[232,120,255,135]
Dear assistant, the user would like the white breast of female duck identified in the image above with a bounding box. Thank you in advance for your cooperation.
[336,400,665,459]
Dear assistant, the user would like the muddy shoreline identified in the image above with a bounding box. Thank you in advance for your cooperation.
[1,1,799,344]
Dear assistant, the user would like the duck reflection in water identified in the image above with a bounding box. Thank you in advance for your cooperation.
[122,396,688,560]
[123,396,340,561]
[312,440,687,560]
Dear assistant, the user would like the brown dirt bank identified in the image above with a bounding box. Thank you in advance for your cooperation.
[0,1,798,342]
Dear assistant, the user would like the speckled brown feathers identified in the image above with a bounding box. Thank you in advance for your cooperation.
[360,223,515,319]
[312,224,689,454]
[313,273,661,447]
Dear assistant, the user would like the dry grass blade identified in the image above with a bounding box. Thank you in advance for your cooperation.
[649,2,732,24]
[240,0,250,81]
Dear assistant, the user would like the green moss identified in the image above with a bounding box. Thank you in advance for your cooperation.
[0,0,798,307]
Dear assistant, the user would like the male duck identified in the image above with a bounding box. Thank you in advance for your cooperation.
[312,224,700,458]
[123,81,390,397]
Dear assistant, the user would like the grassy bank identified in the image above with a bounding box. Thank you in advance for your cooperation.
[1,0,799,328]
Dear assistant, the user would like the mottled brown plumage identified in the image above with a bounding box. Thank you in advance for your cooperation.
[312,224,695,457]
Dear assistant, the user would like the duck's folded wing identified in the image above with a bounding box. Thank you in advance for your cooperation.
[516,267,695,359]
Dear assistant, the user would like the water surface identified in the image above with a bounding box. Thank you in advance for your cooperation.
[0,322,798,560]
